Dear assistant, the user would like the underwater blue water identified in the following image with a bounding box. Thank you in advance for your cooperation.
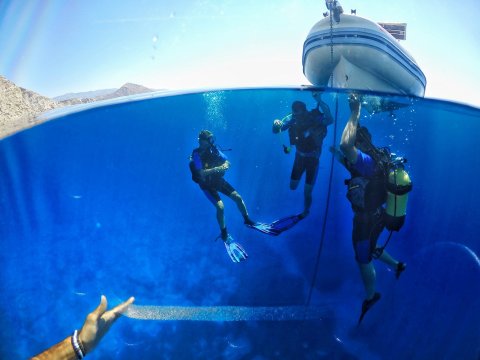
[0,88,479,359]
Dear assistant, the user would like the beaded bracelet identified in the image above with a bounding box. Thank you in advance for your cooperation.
[77,333,86,357]
[71,330,84,359]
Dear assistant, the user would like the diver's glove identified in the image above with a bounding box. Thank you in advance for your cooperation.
[223,235,248,263]
[272,119,283,133]
[283,145,291,154]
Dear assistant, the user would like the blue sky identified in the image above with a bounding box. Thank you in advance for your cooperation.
[1,0,479,107]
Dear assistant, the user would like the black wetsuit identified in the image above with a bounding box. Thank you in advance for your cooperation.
[345,150,387,264]
[281,109,328,185]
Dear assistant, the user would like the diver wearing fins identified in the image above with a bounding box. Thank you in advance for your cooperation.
[272,91,333,218]
[189,130,251,263]
[338,94,409,324]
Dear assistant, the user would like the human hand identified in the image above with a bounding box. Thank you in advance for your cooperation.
[79,295,135,354]
[272,119,282,133]
[283,144,291,154]
[348,93,361,113]
[312,90,323,103]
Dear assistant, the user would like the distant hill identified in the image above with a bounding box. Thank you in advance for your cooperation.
[96,83,154,100]
[0,77,156,139]
[53,88,117,101]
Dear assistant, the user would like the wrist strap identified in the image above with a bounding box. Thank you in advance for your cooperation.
[71,330,85,359]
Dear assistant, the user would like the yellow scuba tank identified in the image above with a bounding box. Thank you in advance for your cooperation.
[385,166,412,231]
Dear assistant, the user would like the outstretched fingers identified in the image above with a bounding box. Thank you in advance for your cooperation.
[103,297,135,323]
[89,295,108,321]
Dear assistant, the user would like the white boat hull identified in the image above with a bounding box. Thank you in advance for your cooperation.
[303,14,426,97]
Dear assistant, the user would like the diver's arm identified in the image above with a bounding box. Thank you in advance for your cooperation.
[340,95,361,164]
[32,337,78,360]
[202,160,230,176]
[33,296,134,360]
[312,91,333,125]
[329,146,347,167]
[318,101,333,126]
[272,114,293,133]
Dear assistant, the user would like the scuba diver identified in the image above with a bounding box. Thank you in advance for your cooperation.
[337,94,411,324]
[190,130,252,263]
[325,0,344,23]
[272,91,333,219]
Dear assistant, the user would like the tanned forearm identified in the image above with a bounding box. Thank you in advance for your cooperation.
[32,337,78,360]
[204,160,230,175]
[340,99,361,163]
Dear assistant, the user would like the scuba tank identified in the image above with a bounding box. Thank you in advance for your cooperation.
[385,156,412,231]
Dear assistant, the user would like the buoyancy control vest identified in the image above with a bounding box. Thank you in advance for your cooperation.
[189,145,226,184]
[345,148,412,231]
[345,164,387,213]
[288,109,327,153]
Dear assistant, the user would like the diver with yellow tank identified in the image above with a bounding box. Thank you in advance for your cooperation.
[332,94,412,324]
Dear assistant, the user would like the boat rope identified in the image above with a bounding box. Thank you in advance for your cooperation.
[305,93,339,307]
[329,1,334,87]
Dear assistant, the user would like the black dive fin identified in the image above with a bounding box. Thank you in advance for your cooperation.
[246,214,304,236]
[267,213,305,234]
[358,292,381,325]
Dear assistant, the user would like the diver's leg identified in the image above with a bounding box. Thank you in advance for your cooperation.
[220,179,253,224]
[229,191,251,222]
[303,184,314,217]
[290,154,303,190]
[214,200,226,231]
[378,250,407,279]
[353,215,377,300]
[203,188,227,238]
[290,179,300,190]
[359,261,376,300]
[378,250,398,268]
[302,157,319,217]
[370,209,406,277]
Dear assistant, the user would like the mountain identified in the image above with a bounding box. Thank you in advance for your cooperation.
[0,77,156,139]
[53,88,117,102]
[54,83,154,103]
[96,83,153,100]
[0,75,60,138]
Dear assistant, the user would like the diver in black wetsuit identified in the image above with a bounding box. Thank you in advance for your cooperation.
[272,92,333,218]
[338,95,407,323]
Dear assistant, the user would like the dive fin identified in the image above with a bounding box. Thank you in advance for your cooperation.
[246,222,282,236]
[357,292,381,325]
[222,234,248,263]
[245,214,305,236]
[269,213,305,233]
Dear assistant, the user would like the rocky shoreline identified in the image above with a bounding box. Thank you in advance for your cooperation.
[0,75,153,139]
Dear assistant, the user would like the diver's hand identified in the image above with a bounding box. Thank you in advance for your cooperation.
[223,235,248,263]
[78,296,134,354]
[312,90,323,103]
[283,145,291,154]
[348,93,361,114]
[272,119,282,133]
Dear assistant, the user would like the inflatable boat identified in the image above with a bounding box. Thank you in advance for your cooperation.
[302,12,426,97]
